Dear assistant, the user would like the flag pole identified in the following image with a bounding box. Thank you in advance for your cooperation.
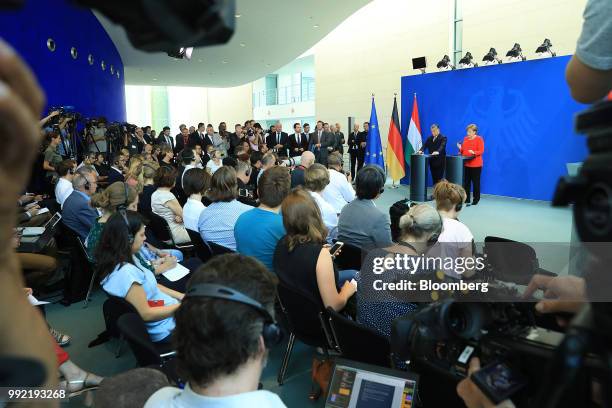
[390,92,399,189]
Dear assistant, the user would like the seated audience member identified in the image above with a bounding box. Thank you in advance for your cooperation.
[151,166,191,244]
[304,164,338,241]
[76,152,98,175]
[62,168,99,240]
[95,368,169,408]
[107,152,125,184]
[235,160,257,206]
[55,159,75,207]
[139,162,158,213]
[94,152,110,179]
[338,165,393,250]
[357,204,442,338]
[159,145,175,167]
[249,151,264,189]
[96,211,182,343]
[182,168,211,232]
[178,148,197,189]
[145,254,285,408]
[291,150,315,188]
[274,189,356,311]
[234,167,290,272]
[16,193,50,227]
[125,158,143,192]
[198,166,251,251]
[322,152,355,213]
[205,149,223,175]
[257,152,277,183]
[54,340,103,395]
[432,180,476,278]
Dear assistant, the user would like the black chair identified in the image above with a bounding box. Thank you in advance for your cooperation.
[145,212,194,254]
[326,307,391,367]
[57,222,95,305]
[116,313,176,367]
[276,281,335,385]
[77,236,97,308]
[333,242,363,271]
[207,241,234,256]
[88,295,138,356]
[186,229,213,262]
[484,236,556,285]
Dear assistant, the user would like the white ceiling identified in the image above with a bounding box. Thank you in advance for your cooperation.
[95,0,371,87]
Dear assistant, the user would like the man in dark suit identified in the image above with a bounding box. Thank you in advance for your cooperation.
[356,121,369,174]
[334,122,345,155]
[175,125,191,154]
[266,122,288,157]
[61,171,99,240]
[157,126,175,152]
[143,126,153,144]
[347,123,360,179]
[288,122,309,157]
[308,120,324,164]
[229,124,244,157]
[319,122,336,166]
[417,123,447,184]
[107,152,125,184]
[189,123,214,149]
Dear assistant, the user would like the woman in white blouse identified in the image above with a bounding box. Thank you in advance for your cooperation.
[206,149,223,175]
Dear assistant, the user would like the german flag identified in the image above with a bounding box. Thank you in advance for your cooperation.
[386,96,405,181]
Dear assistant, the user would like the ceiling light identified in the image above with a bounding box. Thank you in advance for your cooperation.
[240,42,246,47]
[222,60,228,64]
[535,38,556,58]
[458,52,478,68]
[235,13,241,18]
[505,43,526,62]
[482,48,501,65]
[198,59,203,63]
[436,55,454,71]
[313,24,319,28]
[152,78,157,81]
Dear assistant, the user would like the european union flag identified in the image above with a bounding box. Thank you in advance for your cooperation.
[364,96,385,169]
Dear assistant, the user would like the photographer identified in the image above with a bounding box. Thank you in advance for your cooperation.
[87,119,108,153]
[235,160,257,207]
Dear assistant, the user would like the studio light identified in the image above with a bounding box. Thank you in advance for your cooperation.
[535,39,556,58]
[167,47,194,60]
[505,43,526,62]
[458,52,478,69]
[482,48,501,66]
[436,55,455,71]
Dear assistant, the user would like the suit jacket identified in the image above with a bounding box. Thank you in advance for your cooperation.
[308,130,324,162]
[175,134,188,154]
[356,131,368,158]
[62,190,98,240]
[348,131,360,155]
[266,131,289,156]
[229,132,243,156]
[337,198,393,250]
[319,131,336,165]
[189,131,213,149]
[157,134,176,151]
[288,133,309,157]
[334,132,345,154]
[143,133,153,145]
[107,167,125,184]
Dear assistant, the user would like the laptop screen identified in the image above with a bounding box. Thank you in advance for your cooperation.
[325,359,418,408]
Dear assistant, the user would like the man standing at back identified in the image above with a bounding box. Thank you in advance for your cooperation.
[319,122,336,166]
[308,120,324,163]
[347,123,360,180]
[234,167,290,272]
[266,122,288,157]
[356,122,369,174]
[288,122,308,157]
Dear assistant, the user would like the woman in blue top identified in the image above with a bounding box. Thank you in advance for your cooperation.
[95,211,183,343]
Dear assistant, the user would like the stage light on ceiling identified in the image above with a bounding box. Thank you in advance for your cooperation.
[535,39,556,58]
[167,47,194,60]
[482,48,501,66]
[436,55,454,71]
[505,43,526,62]
[458,52,478,69]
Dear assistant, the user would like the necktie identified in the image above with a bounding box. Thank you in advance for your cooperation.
[276,133,280,144]
[296,134,299,143]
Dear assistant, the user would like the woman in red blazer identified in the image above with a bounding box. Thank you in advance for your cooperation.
[457,124,484,206]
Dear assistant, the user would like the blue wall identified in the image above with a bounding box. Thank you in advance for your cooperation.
[0,0,125,121]
[400,57,588,201]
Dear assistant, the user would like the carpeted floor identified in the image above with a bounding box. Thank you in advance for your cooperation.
[44,184,574,407]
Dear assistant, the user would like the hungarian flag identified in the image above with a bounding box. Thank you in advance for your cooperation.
[386,96,405,181]
[405,94,423,160]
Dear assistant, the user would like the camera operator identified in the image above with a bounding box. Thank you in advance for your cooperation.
[235,160,257,207]
[87,118,108,153]
[123,127,142,155]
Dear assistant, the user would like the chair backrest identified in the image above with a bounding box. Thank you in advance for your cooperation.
[117,313,163,367]
[102,296,139,339]
[277,281,334,349]
[207,241,234,255]
[484,236,538,284]
[186,229,213,262]
[58,222,94,304]
[146,212,174,244]
[334,242,363,271]
[326,307,391,367]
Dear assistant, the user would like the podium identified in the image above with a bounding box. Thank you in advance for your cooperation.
[409,154,428,202]
[445,155,466,186]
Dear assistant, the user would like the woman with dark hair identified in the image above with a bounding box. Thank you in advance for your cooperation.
[151,166,190,244]
[96,211,182,343]
[273,188,356,311]
[197,166,251,250]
